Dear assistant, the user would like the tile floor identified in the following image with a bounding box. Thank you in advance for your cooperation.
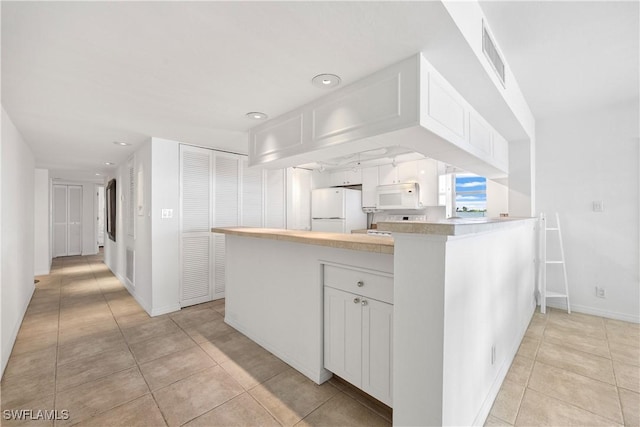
[1,253,638,426]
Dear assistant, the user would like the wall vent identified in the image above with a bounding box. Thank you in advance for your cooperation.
[482,22,506,87]
[126,247,135,286]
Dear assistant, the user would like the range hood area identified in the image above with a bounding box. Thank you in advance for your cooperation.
[248,53,512,180]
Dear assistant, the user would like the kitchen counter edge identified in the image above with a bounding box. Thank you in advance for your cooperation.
[377,217,536,236]
[211,227,394,254]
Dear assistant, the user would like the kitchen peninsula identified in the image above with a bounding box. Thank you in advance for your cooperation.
[213,216,536,426]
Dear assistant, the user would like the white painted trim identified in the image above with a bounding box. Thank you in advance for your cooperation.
[1,285,35,377]
[117,272,151,315]
[151,304,181,317]
[545,301,640,324]
[35,268,51,276]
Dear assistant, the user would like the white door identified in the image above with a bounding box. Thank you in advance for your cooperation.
[324,286,362,387]
[362,298,394,406]
[53,185,68,257]
[97,185,105,246]
[311,188,345,219]
[180,145,213,307]
[53,184,83,257]
[213,154,240,300]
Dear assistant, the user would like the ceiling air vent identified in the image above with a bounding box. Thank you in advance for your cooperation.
[482,22,506,87]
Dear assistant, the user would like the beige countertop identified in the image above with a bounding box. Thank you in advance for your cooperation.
[377,217,535,236]
[212,227,394,254]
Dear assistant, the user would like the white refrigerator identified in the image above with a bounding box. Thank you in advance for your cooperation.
[311,188,366,233]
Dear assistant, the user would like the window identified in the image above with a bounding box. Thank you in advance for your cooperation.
[454,173,487,217]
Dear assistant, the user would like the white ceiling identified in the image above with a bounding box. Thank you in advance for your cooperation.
[2,1,638,182]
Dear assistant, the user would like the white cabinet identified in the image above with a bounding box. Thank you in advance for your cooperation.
[378,164,399,185]
[329,169,362,187]
[286,168,312,231]
[323,264,393,407]
[361,167,378,208]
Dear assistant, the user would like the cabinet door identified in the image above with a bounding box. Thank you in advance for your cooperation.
[344,169,362,185]
[397,161,418,183]
[324,287,362,387]
[361,167,379,208]
[378,164,398,185]
[362,298,393,407]
[329,171,345,187]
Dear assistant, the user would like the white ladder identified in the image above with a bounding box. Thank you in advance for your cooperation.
[539,212,571,314]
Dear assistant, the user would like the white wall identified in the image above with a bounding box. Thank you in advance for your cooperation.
[150,138,180,315]
[34,168,51,275]
[103,137,180,316]
[486,179,508,218]
[536,101,639,322]
[1,107,35,376]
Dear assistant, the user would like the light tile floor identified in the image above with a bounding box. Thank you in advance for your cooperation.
[1,253,638,426]
[487,306,640,426]
[1,254,391,427]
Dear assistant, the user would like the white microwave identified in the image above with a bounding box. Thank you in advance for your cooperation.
[376,183,421,210]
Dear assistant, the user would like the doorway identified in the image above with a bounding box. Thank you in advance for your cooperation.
[96,185,105,249]
[53,184,83,257]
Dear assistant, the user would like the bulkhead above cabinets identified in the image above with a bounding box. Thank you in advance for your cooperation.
[248,53,510,180]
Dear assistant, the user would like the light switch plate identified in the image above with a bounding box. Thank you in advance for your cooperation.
[592,201,604,212]
[161,208,173,219]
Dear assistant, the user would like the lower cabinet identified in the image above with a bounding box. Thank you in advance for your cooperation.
[323,265,393,407]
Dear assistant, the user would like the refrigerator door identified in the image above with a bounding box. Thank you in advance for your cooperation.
[312,188,346,219]
[311,219,346,233]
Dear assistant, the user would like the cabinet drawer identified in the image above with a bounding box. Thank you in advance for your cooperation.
[324,264,393,304]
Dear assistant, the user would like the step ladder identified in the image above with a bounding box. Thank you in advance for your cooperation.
[539,212,571,314]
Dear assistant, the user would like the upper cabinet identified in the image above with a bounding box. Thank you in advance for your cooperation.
[249,54,509,179]
[329,169,362,187]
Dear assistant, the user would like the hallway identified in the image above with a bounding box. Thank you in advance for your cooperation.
[0,254,392,426]
[1,253,638,426]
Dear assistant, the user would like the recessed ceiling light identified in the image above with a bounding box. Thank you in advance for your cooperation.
[104,162,115,166]
[112,141,131,146]
[246,112,268,120]
[312,74,341,89]
[95,173,102,176]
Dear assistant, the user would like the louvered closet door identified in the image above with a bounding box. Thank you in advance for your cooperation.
[53,185,68,257]
[213,155,240,300]
[180,146,213,307]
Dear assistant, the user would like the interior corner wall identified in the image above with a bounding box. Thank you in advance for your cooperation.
[34,168,51,275]
[1,107,36,377]
[536,102,640,322]
[150,137,180,315]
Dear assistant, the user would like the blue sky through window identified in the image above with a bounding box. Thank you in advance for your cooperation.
[455,174,487,211]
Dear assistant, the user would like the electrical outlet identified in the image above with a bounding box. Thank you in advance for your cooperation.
[161,208,173,219]
[595,286,606,298]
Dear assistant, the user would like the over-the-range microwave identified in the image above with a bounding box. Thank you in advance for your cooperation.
[376,183,420,210]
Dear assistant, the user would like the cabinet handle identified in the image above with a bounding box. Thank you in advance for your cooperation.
[353,297,361,304]
[361,300,368,306]
[357,280,364,287]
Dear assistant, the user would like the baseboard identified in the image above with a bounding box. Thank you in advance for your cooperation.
[472,299,536,426]
[1,283,35,378]
[151,304,181,317]
[34,268,50,276]
[546,301,640,324]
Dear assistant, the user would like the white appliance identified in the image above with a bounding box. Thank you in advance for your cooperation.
[376,183,420,210]
[311,188,366,233]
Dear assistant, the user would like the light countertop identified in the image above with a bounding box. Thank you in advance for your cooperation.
[377,217,535,236]
[211,227,394,254]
